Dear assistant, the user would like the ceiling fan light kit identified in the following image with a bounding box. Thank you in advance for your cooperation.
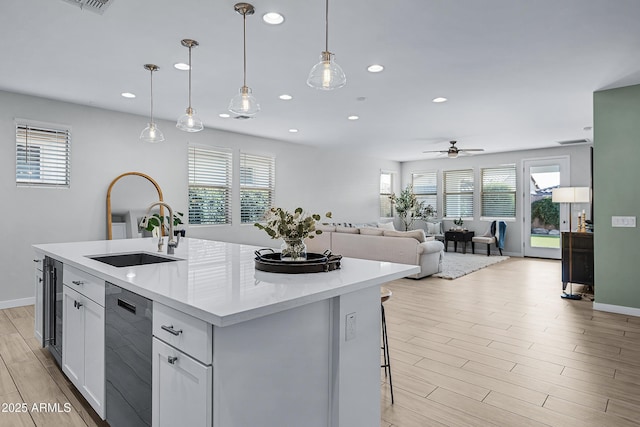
[424,141,485,158]
[176,39,204,132]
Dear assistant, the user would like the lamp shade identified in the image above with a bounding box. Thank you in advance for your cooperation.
[552,187,590,203]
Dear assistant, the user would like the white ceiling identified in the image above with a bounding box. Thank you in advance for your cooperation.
[2,0,640,161]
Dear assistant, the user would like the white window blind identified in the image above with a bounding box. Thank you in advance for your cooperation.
[188,146,232,225]
[379,172,393,217]
[16,121,70,188]
[240,152,275,223]
[481,165,516,219]
[412,172,437,214]
[444,169,474,218]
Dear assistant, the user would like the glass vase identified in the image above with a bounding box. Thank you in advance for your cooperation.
[281,238,307,261]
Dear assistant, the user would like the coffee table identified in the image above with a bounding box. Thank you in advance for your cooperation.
[444,230,475,254]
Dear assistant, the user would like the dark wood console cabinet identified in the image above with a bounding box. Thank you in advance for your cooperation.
[561,232,594,290]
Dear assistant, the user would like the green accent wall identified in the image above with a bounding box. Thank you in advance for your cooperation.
[594,84,640,308]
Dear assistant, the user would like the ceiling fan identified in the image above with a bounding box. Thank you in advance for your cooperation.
[423,141,485,158]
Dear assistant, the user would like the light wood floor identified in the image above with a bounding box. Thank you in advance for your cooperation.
[1,257,639,426]
[380,257,640,427]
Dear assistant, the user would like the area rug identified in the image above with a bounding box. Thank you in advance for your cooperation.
[433,252,510,279]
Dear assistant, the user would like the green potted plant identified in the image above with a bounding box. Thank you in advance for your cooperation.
[453,217,464,230]
[389,184,429,231]
[255,207,332,260]
[141,212,184,237]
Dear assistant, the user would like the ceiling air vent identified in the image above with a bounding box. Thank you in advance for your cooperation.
[557,138,591,146]
[61,0,113,15]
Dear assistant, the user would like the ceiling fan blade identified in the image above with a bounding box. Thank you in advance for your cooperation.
[422,150,448,153]
[459,148,485,152]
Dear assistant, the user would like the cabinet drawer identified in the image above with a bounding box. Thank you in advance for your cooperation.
[64,265,105,307]
[153,302,212,364]
[152,338,212,427]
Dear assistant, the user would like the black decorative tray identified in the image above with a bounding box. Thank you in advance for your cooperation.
[254,249,342,274]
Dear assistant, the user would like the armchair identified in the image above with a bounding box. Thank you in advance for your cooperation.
[472,220,506,256]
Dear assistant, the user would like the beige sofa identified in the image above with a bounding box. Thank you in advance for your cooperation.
[306,225,444,279]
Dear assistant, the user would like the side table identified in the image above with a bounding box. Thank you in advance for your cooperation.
[444,230,475,254]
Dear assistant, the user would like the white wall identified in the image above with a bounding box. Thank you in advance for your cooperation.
[0,90,400,306]
[401,145,592,256]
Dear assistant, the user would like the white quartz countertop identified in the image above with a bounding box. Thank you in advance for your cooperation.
[33,238,419,327]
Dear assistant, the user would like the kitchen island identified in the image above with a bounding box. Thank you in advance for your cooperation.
[33,237,419,427]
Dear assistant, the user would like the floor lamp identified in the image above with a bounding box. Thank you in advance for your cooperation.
[552,187,590,300]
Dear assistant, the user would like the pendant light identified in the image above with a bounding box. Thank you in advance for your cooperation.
[228,3,260,117]
[176,39,204,132]
[307,0,346,90]
[140,64,165,143]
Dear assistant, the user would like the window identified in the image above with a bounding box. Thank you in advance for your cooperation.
[443,169,474,218]
[188,146,232,225]
[481,165,516,219]
[379,171,393,217]
[412,172,437,215]
[240,152,275,223]
[16,121,70,187]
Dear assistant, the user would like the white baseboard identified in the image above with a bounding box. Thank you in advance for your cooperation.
[593,302,640,317]
[0,297,35,310]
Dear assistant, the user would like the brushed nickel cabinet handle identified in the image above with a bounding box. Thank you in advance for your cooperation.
[168,356,178,364]
[72,280,85,286]
[161,325,183,336]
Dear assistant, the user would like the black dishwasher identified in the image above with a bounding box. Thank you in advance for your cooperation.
[105,282,153,427]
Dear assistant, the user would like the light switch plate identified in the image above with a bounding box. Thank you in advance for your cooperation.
[345,312,356,341]
[612,216,636,227]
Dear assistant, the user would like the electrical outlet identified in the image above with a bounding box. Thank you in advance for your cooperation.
[345,312,356,341]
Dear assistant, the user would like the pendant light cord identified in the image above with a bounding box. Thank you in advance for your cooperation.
[243,11,247,87]
[325,0,329,52]
[188,45,192,109]
[149,68,154,123]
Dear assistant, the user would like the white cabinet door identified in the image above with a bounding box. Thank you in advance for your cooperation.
[82,295,105,417]
[62,285,105,418]
[63,286,84,386]
[152,338,212,427]
[34,261,43,342]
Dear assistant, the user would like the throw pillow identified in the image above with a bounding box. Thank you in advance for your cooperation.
[317,224,336,232]
[426,221,442,235]
[336,226,360,234]
[383,229,426,242]
[359,227,384,236]
[377,221,396,231]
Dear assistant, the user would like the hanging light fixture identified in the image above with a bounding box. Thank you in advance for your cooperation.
[307,0,346,90]
[228,3,260,117]
[140,64,165,143]
[176,39,204,132]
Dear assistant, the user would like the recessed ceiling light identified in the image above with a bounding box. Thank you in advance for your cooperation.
[121,92,136,99]
[347,115,359,121]
[432,97,448,103]
[263,12,284,25]
[279,94,293,100]
[367,64,384,73]
[174,62,190,71]
[289,128,298,133]
[219,113,231,118]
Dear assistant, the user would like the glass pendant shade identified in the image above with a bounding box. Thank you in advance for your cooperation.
[140,122,165,143]
[228,86,260,116]
[307,51,346,90]
[177,107,204,132]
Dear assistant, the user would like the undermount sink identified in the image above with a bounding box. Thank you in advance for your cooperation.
[89,252,181,268]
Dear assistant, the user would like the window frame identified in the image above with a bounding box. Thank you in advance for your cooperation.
[379,171,394,218]
[443,168,475,219]
[412,171,438,217]
[239,151,276,224]
[188,145,233,226]
[15,119,71,188]
[480,164,517,220]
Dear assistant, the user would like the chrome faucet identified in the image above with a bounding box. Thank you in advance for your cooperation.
[141,201,177,255]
